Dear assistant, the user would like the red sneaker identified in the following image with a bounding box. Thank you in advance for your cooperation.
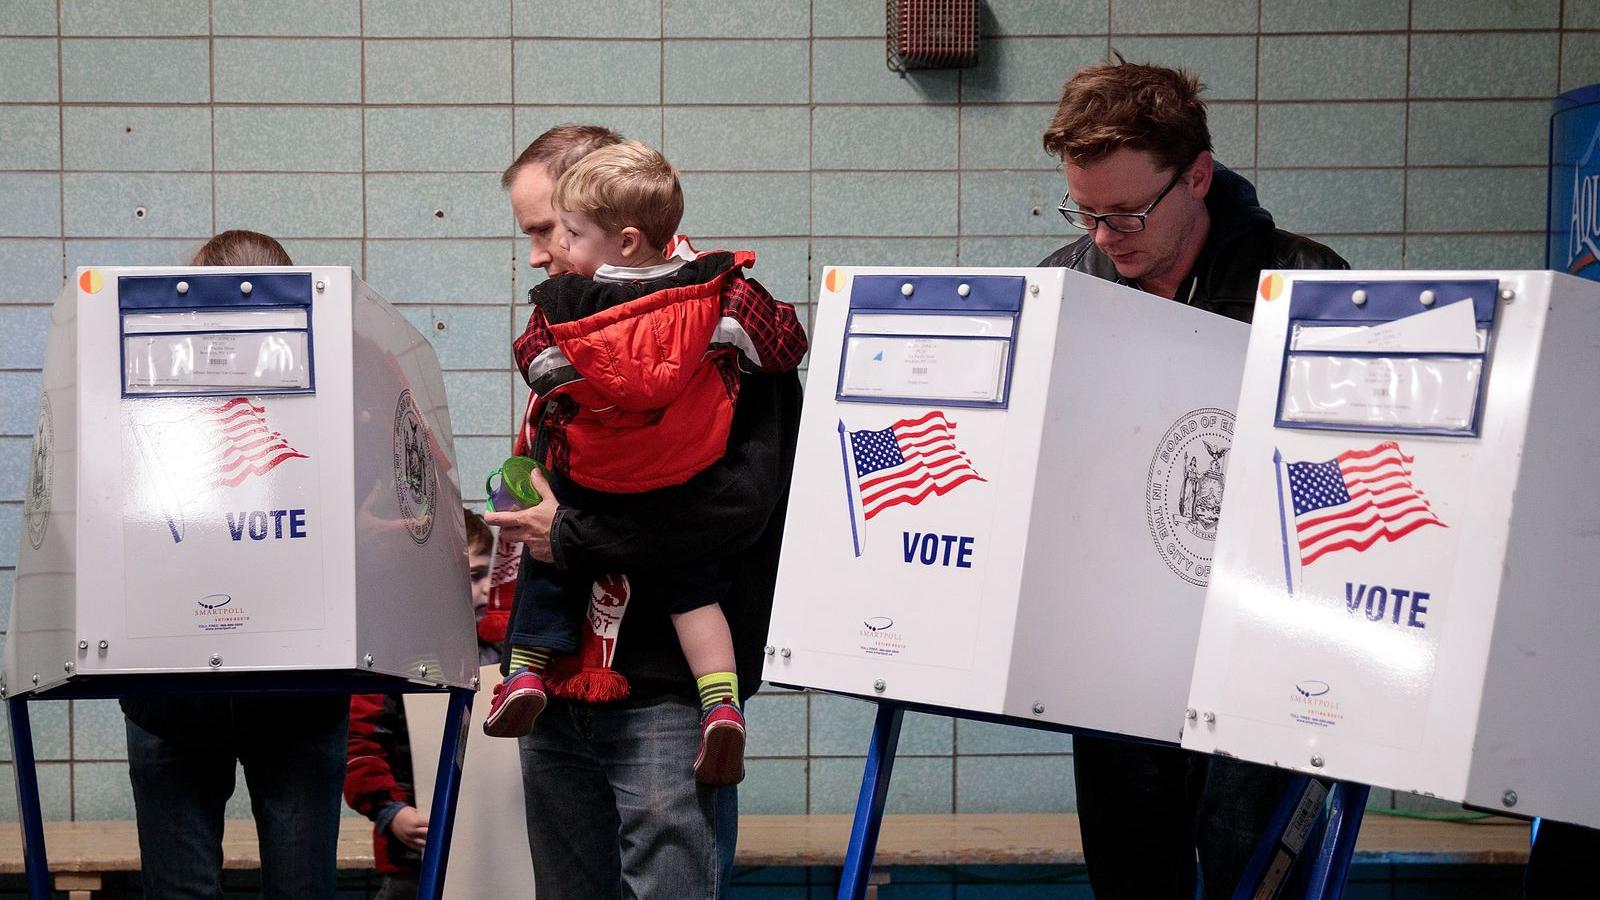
[693,701,746,787]
[482,668,547,738]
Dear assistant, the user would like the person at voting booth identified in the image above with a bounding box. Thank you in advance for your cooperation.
[487,125,804,898]
[120,231,349,900]
[1037,58,1347,898]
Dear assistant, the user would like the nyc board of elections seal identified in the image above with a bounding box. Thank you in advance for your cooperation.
[1146,407,1233,587]
[392,390,436,544]
[25,394,52,550]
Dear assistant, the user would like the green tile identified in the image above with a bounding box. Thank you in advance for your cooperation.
[214,38,360,103]
[958,169,1065,237]
[365,39,512,104]
[0,570,12,627]
[744,691,808,758]
[65,238,198,271]
[1411,0,1559,29]
[0,504,18,565]
[963,37,1104,104]
[1561,32,1600,93]
[215,107,363,172]
[62,106,211,172]
[956,719,1073,754]
[0,173,60,237]
[1405,167,1545,233]
[1306,235,1401,269]
[213,0,361,35]
[959,235,1068,266]
[665,0,808,37]
[364,239,516,303]
[985,0,1108,34]
[1260,0,1407,32]
[0,762,72,821]
[216,173,363,238]
[275,238,361,270]
[365,107,513,172]
[813,39,959,104]
[1209,102,1256,169]
[813,106,958,170]
[959,104,1057,170]
[679,172,808,237]
[814,171,959,237]
[60,0,208,35]
[0,107,61,170]
[72,761,137,819]
[0,240,63,302]
[813,0,879,36]
[956,755,1076,812]
[61,38,209,103]
[1407,100,1549,167]
[515,39,660,105]
[0,1,56,35]
[1111,0,1257,33]
[807,694,954,755]
[71,699,128,761]
[1257,102,1405,168]
[741,758,807,814]
[1112,36,1257,101]
[443,371,511,435]
[513,0,660,37]
[0,38,59,102]
[664,40,809,104]
[663,106,809,171]
[1404,233,1544,269]
[1569,3,1600,27]
[0,437,31,500]
[363,0,511,36]
[401,306,511,370]
[1254,168,1404,233]
[366,173,512,238]
[692,238,809,308]
[1259,34,1407,100]
[0,699,69,762]
[811,756,953,814]
[0,373,43,434]
[514,105,662,150]
[63,173,213,238]
[455,436,511,501]
[1409,33,1557,99]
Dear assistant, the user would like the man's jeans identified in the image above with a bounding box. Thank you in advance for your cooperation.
[520,695,738,899]
[125,712,348,900]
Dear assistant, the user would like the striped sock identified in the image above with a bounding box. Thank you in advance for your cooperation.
[696,671,739,715]
[509,645,552,674]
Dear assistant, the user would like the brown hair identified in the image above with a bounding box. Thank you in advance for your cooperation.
[552,140,683,249]
[190,230,293,267]
[1042,53,1212,172]
[501,124,625,189]
[463,507,492,556]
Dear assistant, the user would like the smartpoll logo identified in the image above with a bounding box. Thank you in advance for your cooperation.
[1568,121,1600,277]
[1288,679,1343,728]
[858,616,905,658]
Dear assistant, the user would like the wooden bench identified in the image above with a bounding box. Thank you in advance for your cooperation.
[0,813,1532,898]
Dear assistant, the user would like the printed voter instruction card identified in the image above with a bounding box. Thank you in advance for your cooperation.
[1293,298,1482,354]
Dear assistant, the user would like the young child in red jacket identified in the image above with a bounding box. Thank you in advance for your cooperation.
[345,509,495,899]
[483,141,807,788]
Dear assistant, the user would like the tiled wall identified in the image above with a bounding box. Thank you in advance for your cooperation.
[0,0,1593,827]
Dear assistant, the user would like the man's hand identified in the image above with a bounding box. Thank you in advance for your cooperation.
[389,805,429,850]
[484,466,558,563]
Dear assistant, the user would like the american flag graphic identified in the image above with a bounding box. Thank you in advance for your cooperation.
[847,411,985,522]
[1283,441,1445,567]
[199,397,308,488]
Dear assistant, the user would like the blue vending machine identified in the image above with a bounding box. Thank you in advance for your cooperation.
[1549,83,1600,280]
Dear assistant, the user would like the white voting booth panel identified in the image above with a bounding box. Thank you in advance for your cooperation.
[1184,270,1600,828]
[6,266,477,696]
[766,266,1248,742]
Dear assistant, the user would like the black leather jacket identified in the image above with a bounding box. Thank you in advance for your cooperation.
[1039,164,1349,324]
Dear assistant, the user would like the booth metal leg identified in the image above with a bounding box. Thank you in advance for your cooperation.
[1231,774,1328,900]
[836,703,904,900]
[1302,782,1370,900]
[7,698,51,900]
[417,688,474,900]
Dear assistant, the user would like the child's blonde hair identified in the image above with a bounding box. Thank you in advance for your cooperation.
[552,140,684,250]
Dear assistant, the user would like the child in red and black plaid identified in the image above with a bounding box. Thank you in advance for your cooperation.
[483,141,807,788]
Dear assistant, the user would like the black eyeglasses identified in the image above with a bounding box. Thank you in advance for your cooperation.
[1058,166,1187,234]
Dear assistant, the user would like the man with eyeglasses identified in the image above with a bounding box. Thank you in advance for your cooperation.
[1038,57,1347,899]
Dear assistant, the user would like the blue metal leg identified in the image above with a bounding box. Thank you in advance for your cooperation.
[836,703,904,900]
[7,698,51,900]
[417,687,474,900]
[1231,774,1328,900]
[1302,782,1370,900]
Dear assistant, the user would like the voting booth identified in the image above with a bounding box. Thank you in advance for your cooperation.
[766,266,1248,743]
[5,266,478,898]
[1184,269,1600,829]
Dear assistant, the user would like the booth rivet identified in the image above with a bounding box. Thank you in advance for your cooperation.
[780,647,792,659]
[1350,289,1367,307]
[1310,754,1325,768]
[77,640,88,651]
[873,679,886,693]
[1202,711,1216,724]
[176,281,189,295]
[239,281,253,295]
[957,283,971,298]
[32,674,39,685]
[363,653,375,668]
[63,661,73,673]
[1032,702,1045,715]
[1185,708,1197,720]
[315,280,326,293]
[1499,288,1515,302]
[1029,284,1040,296]
[763,645,775,656]
[98,640,108,651]
[900,282,914,297]
[417,665,429,678]
[1419,289,1437,307]
[1502,790,1518,808]
[470,676,480,689]
[209,654,222,668]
